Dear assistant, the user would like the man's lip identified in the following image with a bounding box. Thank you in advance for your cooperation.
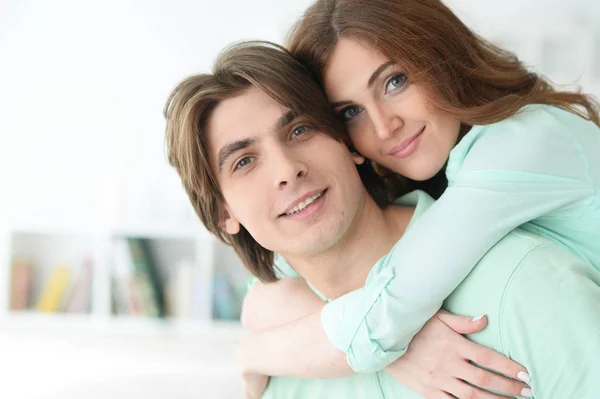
[387,126,425,156]
[279,189,327,216]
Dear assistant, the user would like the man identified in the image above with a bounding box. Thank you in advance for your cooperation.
[164,41,600,398]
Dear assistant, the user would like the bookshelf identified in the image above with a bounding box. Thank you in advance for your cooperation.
[0,218,249,339]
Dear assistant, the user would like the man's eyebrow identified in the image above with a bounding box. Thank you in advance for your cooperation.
[331,61,395,108]
[367,61,395,88]
[217,138,257,171]
[272,110,298,132]
[216,111,297,171]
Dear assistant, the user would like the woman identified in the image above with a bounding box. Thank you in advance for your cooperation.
[240,0,600,397]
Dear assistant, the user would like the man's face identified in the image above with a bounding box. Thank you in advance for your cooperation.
[207,86,367,257]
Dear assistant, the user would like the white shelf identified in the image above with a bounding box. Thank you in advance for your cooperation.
[1,214,248,340]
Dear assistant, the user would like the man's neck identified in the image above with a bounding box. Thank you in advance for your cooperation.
[283,198,414,299]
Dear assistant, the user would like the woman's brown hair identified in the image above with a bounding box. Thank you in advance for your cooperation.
[288,0,599,126]
[164,41,387,282]
[287,0,600,196]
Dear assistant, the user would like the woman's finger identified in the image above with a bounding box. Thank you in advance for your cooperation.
[430,392,454,399]
[462,339,530,384]
[445,378,505,399]
[435,310,488,335]
[455,361,532,398]
[418,385,455,399]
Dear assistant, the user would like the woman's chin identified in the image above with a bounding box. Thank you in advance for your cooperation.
[403,167,441,182]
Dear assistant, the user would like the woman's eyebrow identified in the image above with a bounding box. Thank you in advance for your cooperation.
[331,100,352,108]
[367,61,395,88]
[331,61,396,108]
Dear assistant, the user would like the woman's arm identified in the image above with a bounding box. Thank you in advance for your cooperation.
[238,277,350,399]
[239,278,531,398]
[239,309,352,378]
[241,278,325,331]
[239,306,531,398]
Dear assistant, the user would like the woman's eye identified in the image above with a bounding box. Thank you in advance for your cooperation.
[340,106,362,121]
[385,73,407,93]
[291,125,309,139]
[234,157,253,170]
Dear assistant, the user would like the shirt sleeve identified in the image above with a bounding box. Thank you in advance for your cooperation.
[321,109,595,373]
[499,244,600,398]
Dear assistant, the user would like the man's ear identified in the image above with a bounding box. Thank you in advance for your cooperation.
[351,151,365,165]
[221,206,240,235]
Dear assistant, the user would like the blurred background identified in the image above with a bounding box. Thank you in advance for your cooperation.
[0,0,598,398]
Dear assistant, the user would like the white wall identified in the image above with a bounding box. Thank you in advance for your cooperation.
[0,0,315,228]
[0,0,598,231]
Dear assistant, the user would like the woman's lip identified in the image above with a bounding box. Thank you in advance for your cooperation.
[388,127,425,159]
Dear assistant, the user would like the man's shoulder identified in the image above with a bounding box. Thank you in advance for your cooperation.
[445,229,577,319]
[498,229,600,306]
[491,228,595,286]
[470,228,593,293]
[459,228,556,287]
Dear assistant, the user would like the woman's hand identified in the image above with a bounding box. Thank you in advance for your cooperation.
[385,310,532,399]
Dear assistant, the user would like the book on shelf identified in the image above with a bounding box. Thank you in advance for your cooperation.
[112,239,141,315]
[64,260,93,313]
[111,237,166,318]
[10,257,93,314]
[10,260,34,311]
[110,239,245,321]
[36,265,71,313]
[128,237,166,318]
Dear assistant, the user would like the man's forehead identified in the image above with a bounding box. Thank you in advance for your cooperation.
[209,87,289,143]
[207,86,301,172]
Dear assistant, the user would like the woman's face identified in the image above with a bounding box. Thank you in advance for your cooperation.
[323,38,461,181]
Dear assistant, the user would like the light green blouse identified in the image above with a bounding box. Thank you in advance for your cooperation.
[274,104,600,373]
[265,192,600,398]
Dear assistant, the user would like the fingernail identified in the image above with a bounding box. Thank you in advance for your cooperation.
[517,371,531,383]
[472,314,485,322]
[521,387,533,397]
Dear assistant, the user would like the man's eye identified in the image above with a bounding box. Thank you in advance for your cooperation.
[291,125,309,139]
[340,106,362,121]
[234,157,254,170]
[385,73,407,93]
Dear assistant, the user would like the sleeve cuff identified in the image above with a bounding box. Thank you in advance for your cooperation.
[320,267,404,373]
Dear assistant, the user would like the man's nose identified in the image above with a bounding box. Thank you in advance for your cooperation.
[273,148,308,190]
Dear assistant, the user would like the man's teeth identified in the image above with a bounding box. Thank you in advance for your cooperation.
[285,192,323,215]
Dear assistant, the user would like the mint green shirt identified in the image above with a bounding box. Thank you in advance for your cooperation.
[265,192,600,398]
[275,104,600,373]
